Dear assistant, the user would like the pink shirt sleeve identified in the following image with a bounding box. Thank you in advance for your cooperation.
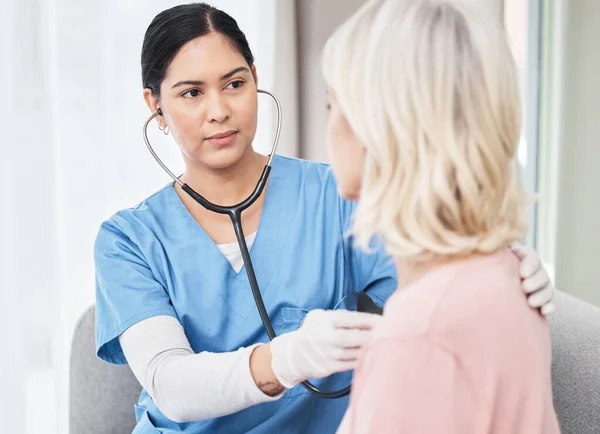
[338,338,476,434]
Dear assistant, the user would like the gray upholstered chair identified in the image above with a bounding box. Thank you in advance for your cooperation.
[548,290,600,433]
[69,306,141,434]
[70,291,600,433]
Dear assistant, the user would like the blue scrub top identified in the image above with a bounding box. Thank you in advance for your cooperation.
[94,155,397,433]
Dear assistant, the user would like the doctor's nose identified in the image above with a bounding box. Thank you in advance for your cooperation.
[206,92,230,124]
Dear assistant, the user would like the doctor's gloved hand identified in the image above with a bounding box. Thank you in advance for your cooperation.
[511,244,556,316]
[270,309,381,389]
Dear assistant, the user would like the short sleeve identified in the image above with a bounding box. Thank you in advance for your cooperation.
[338,198,397,308]
[94,218,177,365]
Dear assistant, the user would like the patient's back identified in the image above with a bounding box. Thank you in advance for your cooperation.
[339,248,561,434]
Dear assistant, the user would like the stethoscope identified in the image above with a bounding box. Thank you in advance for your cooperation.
[143,89,350,399]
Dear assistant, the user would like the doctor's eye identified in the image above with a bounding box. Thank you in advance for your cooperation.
[182,89,202,98]
[226,80,245,90]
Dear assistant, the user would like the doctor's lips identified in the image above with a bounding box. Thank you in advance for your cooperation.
[206,130,238,146]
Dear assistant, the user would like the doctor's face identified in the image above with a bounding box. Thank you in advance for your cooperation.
[145,32,259,170]
[326,91,365,201]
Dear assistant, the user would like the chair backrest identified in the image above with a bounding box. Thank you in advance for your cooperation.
[69,306,141,434]
[70,293,600,434]
[549,290,600,434]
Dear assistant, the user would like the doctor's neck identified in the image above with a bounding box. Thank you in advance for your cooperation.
[179,149,268,206]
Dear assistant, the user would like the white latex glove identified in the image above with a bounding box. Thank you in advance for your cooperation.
[511,244,556,316]
[270,309,381,388]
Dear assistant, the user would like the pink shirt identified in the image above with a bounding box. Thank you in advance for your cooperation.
[338,249,560,434]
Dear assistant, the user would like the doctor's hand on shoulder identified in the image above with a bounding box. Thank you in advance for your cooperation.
[250,309,381,394]
[512,244,556,316]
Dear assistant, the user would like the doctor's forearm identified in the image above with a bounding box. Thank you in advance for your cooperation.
[120,316,283,423]
[249,343,286,396]
[152,346,278,422]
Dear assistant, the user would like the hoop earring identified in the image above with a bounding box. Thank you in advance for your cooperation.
[158,123,169,135]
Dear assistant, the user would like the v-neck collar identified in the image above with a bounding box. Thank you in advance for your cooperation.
[166,155,293,318]
[217,231,257,251]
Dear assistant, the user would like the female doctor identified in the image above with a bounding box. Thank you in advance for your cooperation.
[94,3,555,433]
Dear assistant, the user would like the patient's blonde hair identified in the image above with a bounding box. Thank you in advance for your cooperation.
[323,0,527,260]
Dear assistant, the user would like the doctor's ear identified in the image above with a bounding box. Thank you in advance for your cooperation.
[143,88,162,115]
[251,65,258,86]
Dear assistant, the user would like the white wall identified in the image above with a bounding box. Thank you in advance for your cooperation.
[553,1,600,306]
[296,0,366,162]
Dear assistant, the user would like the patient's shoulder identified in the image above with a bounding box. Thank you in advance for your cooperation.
[375,249,533,344]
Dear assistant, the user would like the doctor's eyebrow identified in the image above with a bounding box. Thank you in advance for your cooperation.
[170,66,251,89]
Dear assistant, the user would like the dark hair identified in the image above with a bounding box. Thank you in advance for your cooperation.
[141,3,255,97]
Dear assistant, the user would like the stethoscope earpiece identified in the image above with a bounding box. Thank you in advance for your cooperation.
[157,108,163,116]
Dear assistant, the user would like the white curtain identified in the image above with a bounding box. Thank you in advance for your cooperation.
[0,0,297,432]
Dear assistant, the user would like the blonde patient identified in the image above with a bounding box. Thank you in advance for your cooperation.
[322,0,561,432]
